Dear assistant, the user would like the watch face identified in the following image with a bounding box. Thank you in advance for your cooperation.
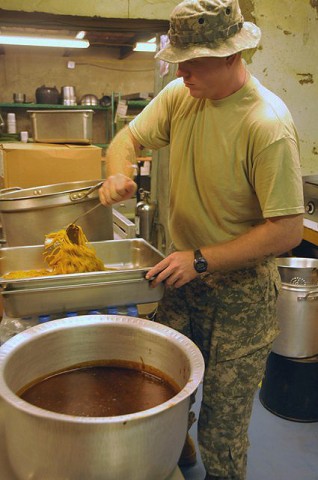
[195,259,208,273]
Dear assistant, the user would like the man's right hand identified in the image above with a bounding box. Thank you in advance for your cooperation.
[98,173,137,206]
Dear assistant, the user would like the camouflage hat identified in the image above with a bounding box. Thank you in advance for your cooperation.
[155,0,261,63]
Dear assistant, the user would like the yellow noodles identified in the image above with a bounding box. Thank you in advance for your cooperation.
[3,225,105,279]
[44,225,105,274]
[3,269,50,279]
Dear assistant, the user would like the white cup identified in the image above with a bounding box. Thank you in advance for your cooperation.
[20,131,29,143]
[7,113,16,121]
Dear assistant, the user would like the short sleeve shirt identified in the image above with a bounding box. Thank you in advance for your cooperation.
[130,76,304,251]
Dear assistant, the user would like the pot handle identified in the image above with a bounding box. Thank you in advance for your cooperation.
[69,181,104,202]
[0,187,22,194]
[297,289,318,302]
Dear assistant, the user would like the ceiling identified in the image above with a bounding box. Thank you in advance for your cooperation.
[0,9,169,59]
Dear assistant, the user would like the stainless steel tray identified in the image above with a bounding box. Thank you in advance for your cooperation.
[28,110,93,144]
[0,239,164,317]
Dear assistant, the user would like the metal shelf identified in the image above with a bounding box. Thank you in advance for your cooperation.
[0,103,109,110]
[0,98,149,145]
[126,100,150,109]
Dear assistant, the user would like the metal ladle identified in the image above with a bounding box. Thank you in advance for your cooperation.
[66,181,104,242]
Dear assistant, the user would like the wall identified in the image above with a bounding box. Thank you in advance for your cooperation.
[0,46,155,144]
[245,0,318,175]
[0,47,155,103]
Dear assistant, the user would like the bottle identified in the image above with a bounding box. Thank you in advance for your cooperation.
[135,189,156,242]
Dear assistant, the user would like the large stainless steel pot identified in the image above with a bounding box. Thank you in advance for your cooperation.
[0,315,204,480]
[272,257,318,358]
[0,180,113,246]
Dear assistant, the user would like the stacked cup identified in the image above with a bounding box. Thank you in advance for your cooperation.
[7,113,17,134]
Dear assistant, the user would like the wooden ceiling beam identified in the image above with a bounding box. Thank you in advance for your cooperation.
[0,9,169,35]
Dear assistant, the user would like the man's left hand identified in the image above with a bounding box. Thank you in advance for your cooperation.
[145,251,198,289]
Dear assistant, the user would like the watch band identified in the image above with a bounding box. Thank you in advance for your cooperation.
[194,249,203,261]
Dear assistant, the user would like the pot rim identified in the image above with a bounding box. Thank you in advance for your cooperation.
[276,257,318,269]
[0,315,205,424]
[0,179,102,203]
[276,257,318,286]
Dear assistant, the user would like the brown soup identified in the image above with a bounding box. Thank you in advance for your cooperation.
[19,361,180,417]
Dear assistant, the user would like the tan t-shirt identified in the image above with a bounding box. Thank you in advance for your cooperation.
[130,76,304,251]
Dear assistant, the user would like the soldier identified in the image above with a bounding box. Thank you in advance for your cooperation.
[99,1,304,478]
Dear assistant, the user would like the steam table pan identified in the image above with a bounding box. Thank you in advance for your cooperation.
[0,238,164,317]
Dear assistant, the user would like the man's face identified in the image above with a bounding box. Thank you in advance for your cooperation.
[176,56,231,100]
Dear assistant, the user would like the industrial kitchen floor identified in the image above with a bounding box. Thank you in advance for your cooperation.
[181,385,318,480]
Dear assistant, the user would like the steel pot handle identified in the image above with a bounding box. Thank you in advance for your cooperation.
[297,289,318,302]
[69,181,104,202]
[0,186,22,194]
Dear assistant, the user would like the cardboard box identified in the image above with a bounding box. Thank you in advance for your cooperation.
[0,142,103,189]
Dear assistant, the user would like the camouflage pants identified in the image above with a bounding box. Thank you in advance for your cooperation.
[156,260,280,479]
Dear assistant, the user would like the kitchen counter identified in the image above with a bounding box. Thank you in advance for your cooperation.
[0,398,184,480]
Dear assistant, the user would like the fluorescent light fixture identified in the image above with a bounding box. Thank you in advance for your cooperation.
[0,34,89,48]
[134,38,156,52]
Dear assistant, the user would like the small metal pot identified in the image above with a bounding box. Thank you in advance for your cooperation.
[0,315,204,480]
[13,93,26,104]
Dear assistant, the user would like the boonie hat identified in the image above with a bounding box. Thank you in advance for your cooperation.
[156,0,261,63]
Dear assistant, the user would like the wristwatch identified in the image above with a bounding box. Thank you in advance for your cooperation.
[193,249,208,273]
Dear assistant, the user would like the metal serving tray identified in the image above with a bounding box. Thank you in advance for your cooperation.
[0,239,164,317]
[28,110,93,144]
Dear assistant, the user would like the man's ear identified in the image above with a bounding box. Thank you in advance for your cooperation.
[226,53,237,66]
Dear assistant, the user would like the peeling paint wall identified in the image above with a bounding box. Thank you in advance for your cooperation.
[246,0,318,174]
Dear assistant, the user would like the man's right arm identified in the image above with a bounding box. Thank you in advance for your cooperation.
[99,126,142,206]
